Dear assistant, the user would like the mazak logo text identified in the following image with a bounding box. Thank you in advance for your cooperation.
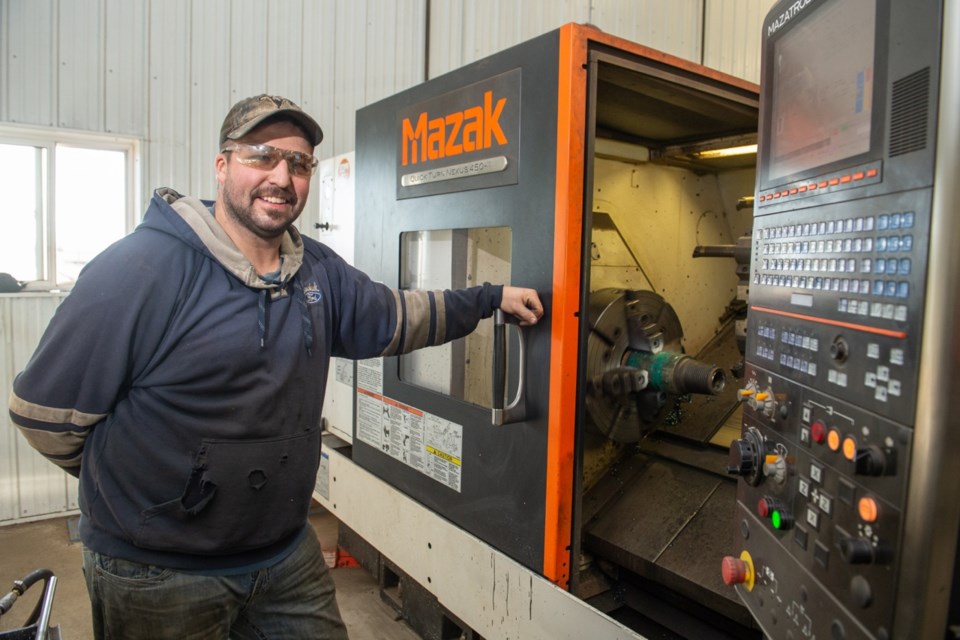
[768,0,814,36]
[401,90,507,166]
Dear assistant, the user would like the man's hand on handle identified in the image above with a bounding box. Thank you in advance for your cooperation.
[500,286,544,326]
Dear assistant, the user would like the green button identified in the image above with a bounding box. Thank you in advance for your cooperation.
[772,510,782,529]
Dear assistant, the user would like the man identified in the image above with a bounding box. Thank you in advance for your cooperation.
[8,94,543,639]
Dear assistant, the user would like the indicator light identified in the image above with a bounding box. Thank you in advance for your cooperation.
[827,429,842,451]
[858,496,879,522]
[843,436,858,461]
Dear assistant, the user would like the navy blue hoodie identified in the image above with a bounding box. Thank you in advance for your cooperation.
[9,188,501,570]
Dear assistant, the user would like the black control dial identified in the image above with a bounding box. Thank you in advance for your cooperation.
[727,428,766,486]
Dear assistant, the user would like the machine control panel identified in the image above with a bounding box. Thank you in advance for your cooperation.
[723,0,952,636]
[728,364,910,636]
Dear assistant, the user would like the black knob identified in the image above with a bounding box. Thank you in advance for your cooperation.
[839,537,875,564]
[727,429,765,486]
[855,445,896,477]
[829,337,849,362]
[728,439,758,476]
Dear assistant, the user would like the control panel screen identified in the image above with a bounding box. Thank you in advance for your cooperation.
[767,0,876,182]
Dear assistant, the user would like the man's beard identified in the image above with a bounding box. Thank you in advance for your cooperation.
[221,183,302,240]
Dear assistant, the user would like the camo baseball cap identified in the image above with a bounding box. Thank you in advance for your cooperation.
[219,94,323,147]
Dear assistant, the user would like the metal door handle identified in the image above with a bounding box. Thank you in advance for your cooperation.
[491,309,527,426]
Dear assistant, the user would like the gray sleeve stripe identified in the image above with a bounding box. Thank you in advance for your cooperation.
[8,392,106,428]
[400,290,434,352]
[433,290,446,344]
[379,289,405,356]
[16,425,88,459]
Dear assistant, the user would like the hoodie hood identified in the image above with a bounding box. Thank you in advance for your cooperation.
[152,187,305,290]
[147,187,313,354]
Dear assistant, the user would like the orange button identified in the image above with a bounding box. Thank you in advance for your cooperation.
[799,185,808,192]
[774,192,782,199]
[819,181,829,188]
[829,178,840,186]
[781,190,790,197]
[809,183,818,190]
[790,188,799,195]
[859,496,879,522]
[827,429,842,451]
[843,436,857,461]
[867,168,879,177]
[853,172,865,180]
[841,175,852,183]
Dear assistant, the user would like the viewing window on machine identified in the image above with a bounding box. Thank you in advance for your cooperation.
[399,227,512,407]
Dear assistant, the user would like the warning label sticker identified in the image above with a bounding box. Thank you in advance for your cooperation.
[355,358,463,492]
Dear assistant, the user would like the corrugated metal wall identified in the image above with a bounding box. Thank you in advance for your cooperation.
[0,0,774,524]
[0,294,77,523]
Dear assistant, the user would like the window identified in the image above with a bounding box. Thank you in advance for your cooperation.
[398,227,513,407]
[0,126,140,288]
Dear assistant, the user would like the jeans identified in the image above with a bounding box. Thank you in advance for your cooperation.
[81,530,348,640]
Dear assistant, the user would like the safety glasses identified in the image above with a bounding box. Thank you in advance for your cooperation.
[220,143,319,178]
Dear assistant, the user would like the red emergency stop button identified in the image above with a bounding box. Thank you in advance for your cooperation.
[721,551,756,591]
[811,420,827,444]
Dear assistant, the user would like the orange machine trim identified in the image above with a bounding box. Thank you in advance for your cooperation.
[752,305,909,339]
[543,23,588,589]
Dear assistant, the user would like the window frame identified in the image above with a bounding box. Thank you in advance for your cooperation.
[0,123,141,290]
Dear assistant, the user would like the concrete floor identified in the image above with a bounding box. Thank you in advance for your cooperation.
[0,506,420,640]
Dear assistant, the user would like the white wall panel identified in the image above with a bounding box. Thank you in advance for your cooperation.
[147,0,191,199]
[104,0,147,135]
[58,0,104,130]
[267,0,306,99]
[428,0,590,78]
[0,294,77,524]
[301,0,338,225]
[703,0,776,83]
[364,0,426,104]
[2,0,57,126]
[333,0,366,154]
[590,0,703,62]
[191,0,231,201]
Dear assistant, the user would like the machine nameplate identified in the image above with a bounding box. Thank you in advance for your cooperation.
[401,156,509,187]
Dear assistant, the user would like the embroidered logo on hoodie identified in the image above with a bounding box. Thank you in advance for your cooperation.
[304,282,322,304]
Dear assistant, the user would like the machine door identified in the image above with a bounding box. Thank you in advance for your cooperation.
[352,31,564,577]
